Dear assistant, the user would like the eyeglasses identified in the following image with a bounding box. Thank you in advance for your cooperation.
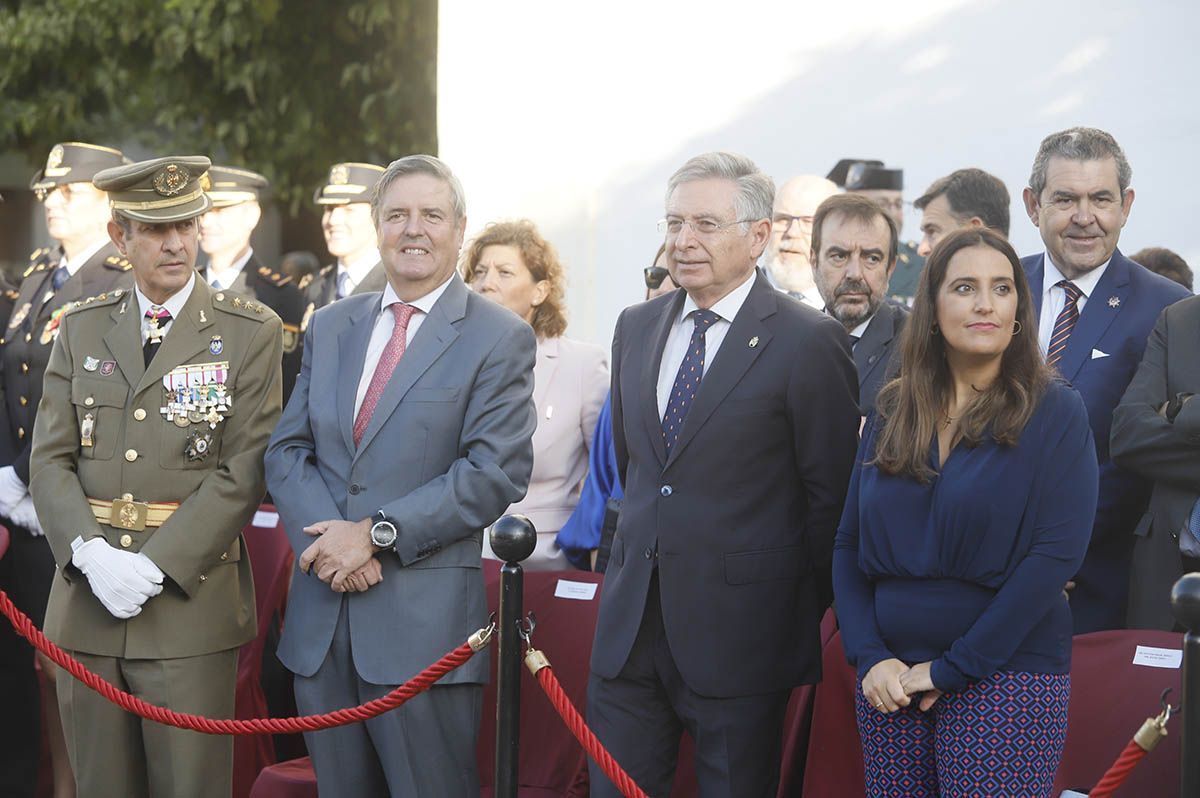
[644,266,670,290]
[656,217,756,237]
[772,213,815,233]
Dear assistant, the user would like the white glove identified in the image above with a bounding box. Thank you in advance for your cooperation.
[0,466,27,517]
[70,537,165,619]
[8,495,43,536]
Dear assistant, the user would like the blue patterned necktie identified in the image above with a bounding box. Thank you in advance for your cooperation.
[1185,500,1200,555]
[661,309,721,455]
[51,264,70,291]
[1047,280,1083,367]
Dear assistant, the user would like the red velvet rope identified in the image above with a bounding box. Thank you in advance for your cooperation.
[0,588,481,735]
[1088,737,1148,798]
[533,662,650,798]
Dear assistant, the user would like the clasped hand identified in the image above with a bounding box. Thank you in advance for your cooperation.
[299,519,383,593]
[861,659,942,714]
[71,537,164,619]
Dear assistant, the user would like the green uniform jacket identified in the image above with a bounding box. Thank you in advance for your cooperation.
[30,279,283,658]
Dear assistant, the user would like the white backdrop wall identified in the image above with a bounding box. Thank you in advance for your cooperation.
[440,0,1199,347]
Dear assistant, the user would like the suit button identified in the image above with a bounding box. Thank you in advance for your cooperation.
[349,483,361,495]
[134,408,146,421]
[24,334,31,343]
[17,427,24,439]
[644,547,655,559]
[84,396,95,407]
[660,485,673,497]
[19,396,27,406]
[21,362,29,373]
[199,574,208,583]
[124,449,138,462]
[119,534,133,548]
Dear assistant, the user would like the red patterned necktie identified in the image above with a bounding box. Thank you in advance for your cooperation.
[353,303,419,446]
[1047,280,1083,368]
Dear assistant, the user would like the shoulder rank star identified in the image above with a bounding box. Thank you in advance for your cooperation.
[1108,296,1121,308]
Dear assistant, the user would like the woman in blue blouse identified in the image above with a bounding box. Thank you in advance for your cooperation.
[833,227,1097,797]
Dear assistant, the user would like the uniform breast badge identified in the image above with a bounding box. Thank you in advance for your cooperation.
[161,362,232,429]
[84,356,100,372]
[184,429,214,461]
[80,413,95,448]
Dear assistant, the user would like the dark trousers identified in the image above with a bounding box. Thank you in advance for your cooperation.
[0,529,54,798]
[587,573,789,798]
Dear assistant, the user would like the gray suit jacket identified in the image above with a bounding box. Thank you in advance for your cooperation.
[265,274,537,683]
[1111,294,1200,630]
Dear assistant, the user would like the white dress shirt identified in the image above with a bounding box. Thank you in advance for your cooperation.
[135,272,195,344]
[353,275,453,416]
[848,313,875,347]
[337,250,382,297]
[656,271,756,418]
[1037,253,1111,354]
[205,247,253,290]
[61,236,111,277]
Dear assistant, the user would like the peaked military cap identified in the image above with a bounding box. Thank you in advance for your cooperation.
[826,158,884,188]
[313,162,385,205]
[206,165,269,208]
[845,163,903,192]
[30,142,127,192]
[94,155,213,223]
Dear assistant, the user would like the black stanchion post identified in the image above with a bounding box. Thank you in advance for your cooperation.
[1171,573,1200,797]
[489,514,537,798]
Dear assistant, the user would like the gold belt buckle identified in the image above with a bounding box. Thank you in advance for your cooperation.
[111,494,148,532]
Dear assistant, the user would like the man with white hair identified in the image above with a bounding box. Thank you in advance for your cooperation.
[762,174,838,308]
[588,152,859,796]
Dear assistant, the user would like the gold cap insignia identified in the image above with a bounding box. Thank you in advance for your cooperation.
[330,164,349,185]
[46,144,65,170]
[153,164,191,197]
[199,172,212,191]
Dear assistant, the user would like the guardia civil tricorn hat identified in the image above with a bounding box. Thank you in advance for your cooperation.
[93,156,213,223]
[30,142,127,192]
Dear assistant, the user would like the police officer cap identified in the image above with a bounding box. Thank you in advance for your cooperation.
[30,142,127,193]
[845,163,903,192]
[313,162,385,205]
[826,158,884,188]
[206,165,270,208]
[94,155,213,224]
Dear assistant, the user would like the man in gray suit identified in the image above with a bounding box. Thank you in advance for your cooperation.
[264,154,537,797]
[1112,294,1200,629]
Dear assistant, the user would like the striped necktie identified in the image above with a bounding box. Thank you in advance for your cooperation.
[1047,280,1083,368]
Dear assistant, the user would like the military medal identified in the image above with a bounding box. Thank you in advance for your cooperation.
[7,302,30,330]
[84,356,100,372]
[184,429,214,461]
[209,335,223,355]
[80,413,95,448]
[161,361,232,429]
[40,305,69,345]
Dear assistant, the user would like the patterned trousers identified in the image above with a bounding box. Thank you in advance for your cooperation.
[855,670,1070,798]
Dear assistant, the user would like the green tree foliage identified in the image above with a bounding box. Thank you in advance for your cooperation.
[0,0,437,209]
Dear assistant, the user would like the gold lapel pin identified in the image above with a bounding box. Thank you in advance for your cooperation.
[748,336,759,348]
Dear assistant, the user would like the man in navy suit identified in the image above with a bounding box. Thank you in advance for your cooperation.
[1021,127,1189,633]
[587,152,860,796]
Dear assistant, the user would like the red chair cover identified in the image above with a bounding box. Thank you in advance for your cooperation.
[0,524,9,561]
[1053,629,1182,798]
[248,756,317,798]
[234,505,295,798]
[801,630,864,798]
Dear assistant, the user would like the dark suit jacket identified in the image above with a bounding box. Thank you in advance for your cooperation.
[302,260,387,311]
[591,272,860,697]
[1111,295,1200,630]
[1024,249,1189,632]
[854,301,908,416]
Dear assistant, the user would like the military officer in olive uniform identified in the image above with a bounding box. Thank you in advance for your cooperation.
[199,165,305,403]
[300,162,387,330]
[827,157,926,305]
[0,141,132,798]
[29,156,283,798]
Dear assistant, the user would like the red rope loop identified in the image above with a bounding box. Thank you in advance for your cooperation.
[1089,738,1149,798]
[532,661,650,798]
[0,588,483,735]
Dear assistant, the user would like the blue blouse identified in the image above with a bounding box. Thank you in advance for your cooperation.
[833,380,1098,692]
[556,392,623,569]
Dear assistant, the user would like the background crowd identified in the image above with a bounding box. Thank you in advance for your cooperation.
[0,124,1196,798]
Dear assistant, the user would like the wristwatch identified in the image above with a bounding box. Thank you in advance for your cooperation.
[369,512,398,549]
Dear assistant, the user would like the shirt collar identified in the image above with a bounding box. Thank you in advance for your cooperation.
[135,271,196,321]
[849,313,875,340]
[61,236,110,276]
[1042,252,1112,300]
[339,250,381,288]
[378,273,454,317]
[207,247,253,284]
[677,269,757,325]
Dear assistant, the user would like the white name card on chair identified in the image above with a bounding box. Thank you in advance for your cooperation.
[1132,645,1183,669]
[554,580,598,601]
[252,510,280,528]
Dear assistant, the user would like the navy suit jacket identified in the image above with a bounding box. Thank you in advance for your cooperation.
[854,301,908,416]
[592,272,860,697]
[1024,249,1189,632]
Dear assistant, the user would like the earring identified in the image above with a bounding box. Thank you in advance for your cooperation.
[930,324,940,336]
[1012,320,1022,336]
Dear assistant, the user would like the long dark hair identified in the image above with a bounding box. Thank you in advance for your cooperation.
[873,227,1053,482]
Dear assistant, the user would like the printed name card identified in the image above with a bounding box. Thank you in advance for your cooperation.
[252,510,280,528]
[554,580,598,601]
[1132,645,1183,669]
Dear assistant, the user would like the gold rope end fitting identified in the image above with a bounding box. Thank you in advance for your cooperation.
[468,624,495,652]
[524,648,550,676]
[1133,715,1168,752]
